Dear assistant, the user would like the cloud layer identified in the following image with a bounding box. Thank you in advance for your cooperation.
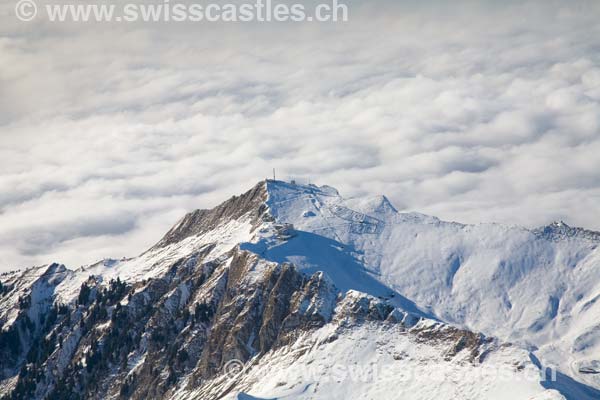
[2,0,600,270]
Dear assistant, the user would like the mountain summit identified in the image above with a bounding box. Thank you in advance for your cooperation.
[1,180,599,399]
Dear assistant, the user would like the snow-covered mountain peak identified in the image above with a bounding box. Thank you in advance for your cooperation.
[2,180,600,400]
[532,220,600,243]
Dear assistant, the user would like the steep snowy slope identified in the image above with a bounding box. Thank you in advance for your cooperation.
[0,264,73,395]
[0,264,71,328]
[245,180,600,391]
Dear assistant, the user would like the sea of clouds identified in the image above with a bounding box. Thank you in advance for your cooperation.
[1,0,600,270]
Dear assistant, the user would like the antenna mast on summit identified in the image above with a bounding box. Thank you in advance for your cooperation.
[273,168,276,181]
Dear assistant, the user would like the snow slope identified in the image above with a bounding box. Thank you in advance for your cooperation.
[52,216,255,305]
[0,263,71,329]
[218,324,564,400]
[247,180,600,391]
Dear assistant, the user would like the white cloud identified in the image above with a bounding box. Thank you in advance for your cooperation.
[1,0,600,270]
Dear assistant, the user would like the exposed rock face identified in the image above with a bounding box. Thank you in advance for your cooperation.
[192,250,335,382]
[0,243,343,400]
[154,182,267,248]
